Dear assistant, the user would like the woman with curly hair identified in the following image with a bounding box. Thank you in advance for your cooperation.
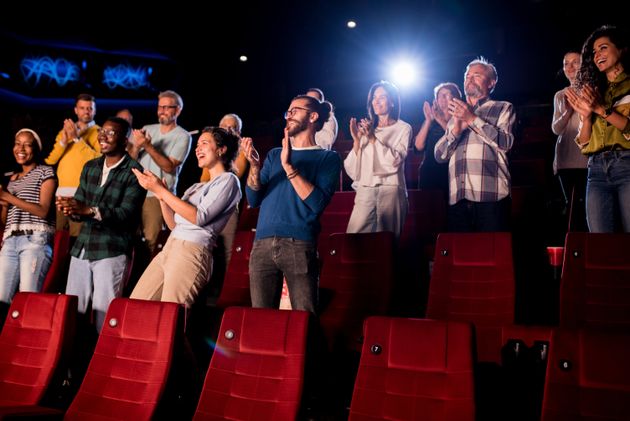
[130,126,242,307]
[566,25,630,232]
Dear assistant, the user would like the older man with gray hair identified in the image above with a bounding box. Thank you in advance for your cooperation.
[131,90,192,253]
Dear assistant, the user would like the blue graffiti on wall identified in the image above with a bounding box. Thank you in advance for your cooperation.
[20,56,80,86]
[103,64,150,89]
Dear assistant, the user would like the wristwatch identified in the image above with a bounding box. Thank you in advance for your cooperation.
[601,107,613,119]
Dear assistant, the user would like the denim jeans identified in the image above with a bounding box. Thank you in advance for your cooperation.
[586,150,630,233]
[0,232,53,304]
[249,237,319,313]
[65,249,129,332]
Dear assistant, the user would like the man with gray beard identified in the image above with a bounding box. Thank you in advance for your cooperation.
[435,57,516,232]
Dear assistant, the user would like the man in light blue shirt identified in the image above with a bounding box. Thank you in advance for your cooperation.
[131,90,191,253]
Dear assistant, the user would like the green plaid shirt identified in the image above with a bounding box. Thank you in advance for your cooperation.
[71,155,146,260]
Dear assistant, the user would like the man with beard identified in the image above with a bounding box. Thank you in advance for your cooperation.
[45,93,101,237]
[435,57,516,231]
[243,95,341,313]
[130,91,191,254]
[58,117,146,332]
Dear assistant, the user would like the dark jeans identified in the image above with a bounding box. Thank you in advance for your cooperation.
[249,237,319,313]
[447,197,511,232]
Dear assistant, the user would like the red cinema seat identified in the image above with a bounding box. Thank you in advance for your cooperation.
[560,232,630,330]
[349,317,475,421]
[193,307,309,421]
[542,329,630,421]
[319,232,395,352]
[215,230,256,308]
[399,189,447,257]
[0,293,77,408]
[427,232,515,362]
[64,298,182,421]
[236,200,260,232]
[41,230,71,293]
[318,191,356,257]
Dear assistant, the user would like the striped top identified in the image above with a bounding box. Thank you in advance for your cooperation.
[3,165,56,240]
[434,97,516,205]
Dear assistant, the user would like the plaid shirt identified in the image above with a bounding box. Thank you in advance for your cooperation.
[71,155,146,260]
[434,97,515,205]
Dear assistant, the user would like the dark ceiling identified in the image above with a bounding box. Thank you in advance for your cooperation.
[0,0,625,130]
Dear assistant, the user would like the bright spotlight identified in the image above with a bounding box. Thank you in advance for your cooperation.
[347,20,357,29]
[390,61,418,88]
[239,55,248,62]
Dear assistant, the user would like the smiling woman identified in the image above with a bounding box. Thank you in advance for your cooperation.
[0,128,57,305]
[344,81,412,239]
[130,126,242,308]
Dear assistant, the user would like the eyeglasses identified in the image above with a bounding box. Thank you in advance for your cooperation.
[157,105,178,111]
[284,107,312,119]
[97,128,118,138]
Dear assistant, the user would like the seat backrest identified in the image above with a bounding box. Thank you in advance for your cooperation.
[0,292,77,406]
[317,191,356,258]
[399,189,447,254]
[560,232,630,330]
[236,200,260,232]
[349,316,475,421]
[319,232,395,352]
[64,298,181,421]
[542,328,630,421]
[194,307,309,421]
[216,230,256,308]
[427,232,515,362]
[319,191,355,235]
[41,230,71,293]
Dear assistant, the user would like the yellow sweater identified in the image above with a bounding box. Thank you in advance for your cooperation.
[45,125,101,188]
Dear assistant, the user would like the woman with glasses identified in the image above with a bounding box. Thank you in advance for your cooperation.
[344,80,412,238]
[0,129,56,305]
[130,127,241,308]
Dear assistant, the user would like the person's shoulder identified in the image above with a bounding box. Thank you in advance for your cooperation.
[37,164,55,175]
[396,119,413,130]
[488,98,513,107]
[173,125,192,138]
[127,155,144,170]
[85,156,104,167]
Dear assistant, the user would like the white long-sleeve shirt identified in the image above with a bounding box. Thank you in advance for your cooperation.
[315,112,338,150]
[344,119,412,188]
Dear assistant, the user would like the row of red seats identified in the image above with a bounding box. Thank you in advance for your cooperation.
[1,294,628,420]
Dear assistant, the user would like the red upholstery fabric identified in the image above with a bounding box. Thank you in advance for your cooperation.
[399,189,447,254]
[0,292,77,406]
[317,191,355,258]
[319,191,355,235]
[319,232,395,352]
[64,298,181,421]
[236,201,260,232]
[427,232,515,362]
[560,232,630,330]
[542,329,630,420]
[194,307,309,421]
[41,230,71,293]
[349,317,475,421]
[216,230,256,308]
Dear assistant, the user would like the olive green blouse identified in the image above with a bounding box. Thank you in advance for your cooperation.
[580,72,630,155]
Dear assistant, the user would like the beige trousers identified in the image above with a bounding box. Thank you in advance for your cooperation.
[130,237,212,308]
[142,197,164,253]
